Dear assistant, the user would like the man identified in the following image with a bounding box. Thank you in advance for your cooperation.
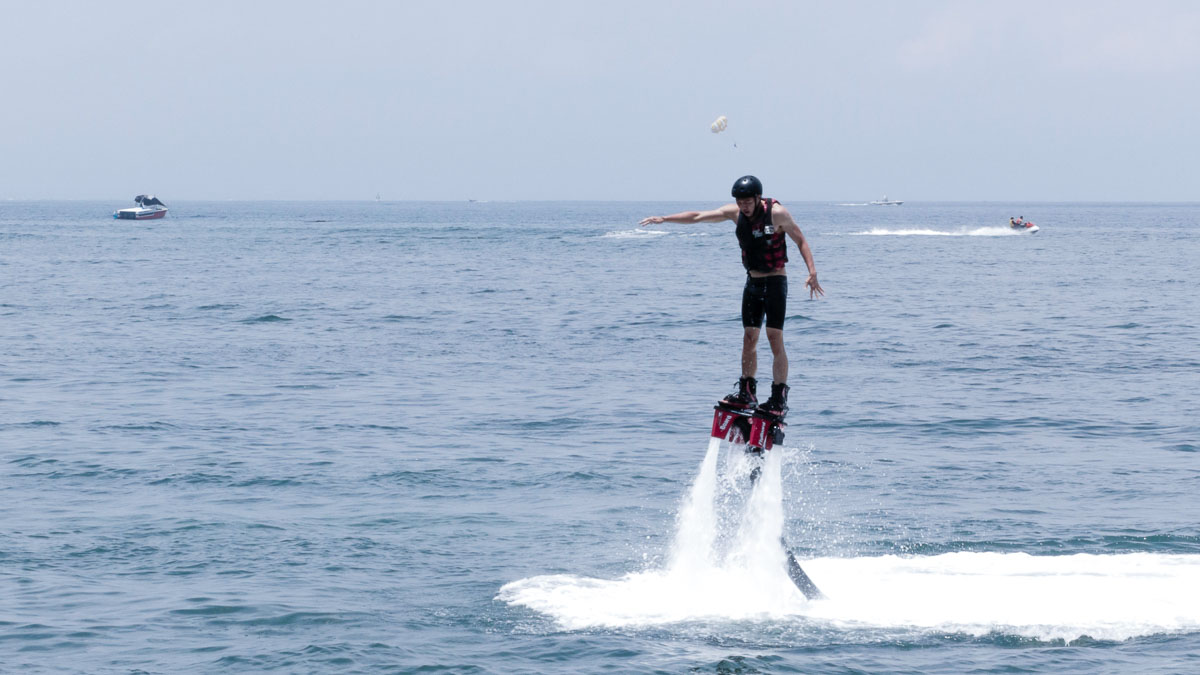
[639,175,823,417]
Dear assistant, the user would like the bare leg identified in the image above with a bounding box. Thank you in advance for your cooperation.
[766,327,787,384]
[741,327,760,379]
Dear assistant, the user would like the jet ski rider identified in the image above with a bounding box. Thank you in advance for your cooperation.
[639,175,824,417]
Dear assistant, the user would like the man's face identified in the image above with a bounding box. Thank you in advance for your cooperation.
[736,196,758,216]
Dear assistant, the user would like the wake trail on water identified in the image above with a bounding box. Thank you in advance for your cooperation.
[601,229,712,239]
[850,226,1023,237]
[602,228,668,239]
[498,440,1200,641]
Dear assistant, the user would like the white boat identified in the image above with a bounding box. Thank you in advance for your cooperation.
[113,195,168,220]
[869,195,903,205]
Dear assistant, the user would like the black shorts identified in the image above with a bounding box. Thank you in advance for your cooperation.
[741,275,787,330]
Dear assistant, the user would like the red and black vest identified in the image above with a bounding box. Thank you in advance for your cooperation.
[736,198,788,273]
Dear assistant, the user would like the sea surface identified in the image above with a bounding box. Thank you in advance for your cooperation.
[2,200,1198,673]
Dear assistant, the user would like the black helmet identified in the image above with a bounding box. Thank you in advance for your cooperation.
[731,175,762,198]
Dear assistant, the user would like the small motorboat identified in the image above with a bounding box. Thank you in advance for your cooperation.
[1010,218,1040,234]
[870,195,903,205]
[114,195,168,220]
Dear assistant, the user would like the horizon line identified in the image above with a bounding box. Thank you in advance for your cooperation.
[4,198,1200,205]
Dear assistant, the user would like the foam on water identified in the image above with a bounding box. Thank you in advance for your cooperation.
[500,441,1200,641]
[803,551,1200,642]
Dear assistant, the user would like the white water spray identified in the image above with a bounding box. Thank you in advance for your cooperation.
[667,438,720,572]
[499,440,812,628]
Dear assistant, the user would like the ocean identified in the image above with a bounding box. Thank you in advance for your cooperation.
[2,200,1198,673]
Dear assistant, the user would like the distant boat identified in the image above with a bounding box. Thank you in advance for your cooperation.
[113,194,168,220]
[869,196,903,206]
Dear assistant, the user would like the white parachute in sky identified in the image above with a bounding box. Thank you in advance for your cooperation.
[710,115,728,133]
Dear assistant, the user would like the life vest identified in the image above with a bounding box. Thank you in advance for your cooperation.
[735,198,788,273]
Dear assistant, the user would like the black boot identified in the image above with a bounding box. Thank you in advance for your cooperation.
[758,382,789,417]
[720,376,757,409]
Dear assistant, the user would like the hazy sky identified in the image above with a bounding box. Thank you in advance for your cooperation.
[4,0,1198,201]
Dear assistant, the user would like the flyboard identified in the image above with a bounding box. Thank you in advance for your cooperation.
[711,400,825,600]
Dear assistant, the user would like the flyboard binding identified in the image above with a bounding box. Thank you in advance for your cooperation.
[712,401,786,455]
[710,399,825,600]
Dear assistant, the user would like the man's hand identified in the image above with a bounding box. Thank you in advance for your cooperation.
[806,272,824,299]
[639,216,664,226]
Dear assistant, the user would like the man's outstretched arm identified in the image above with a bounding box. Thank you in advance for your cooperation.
[640,204,737,226]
